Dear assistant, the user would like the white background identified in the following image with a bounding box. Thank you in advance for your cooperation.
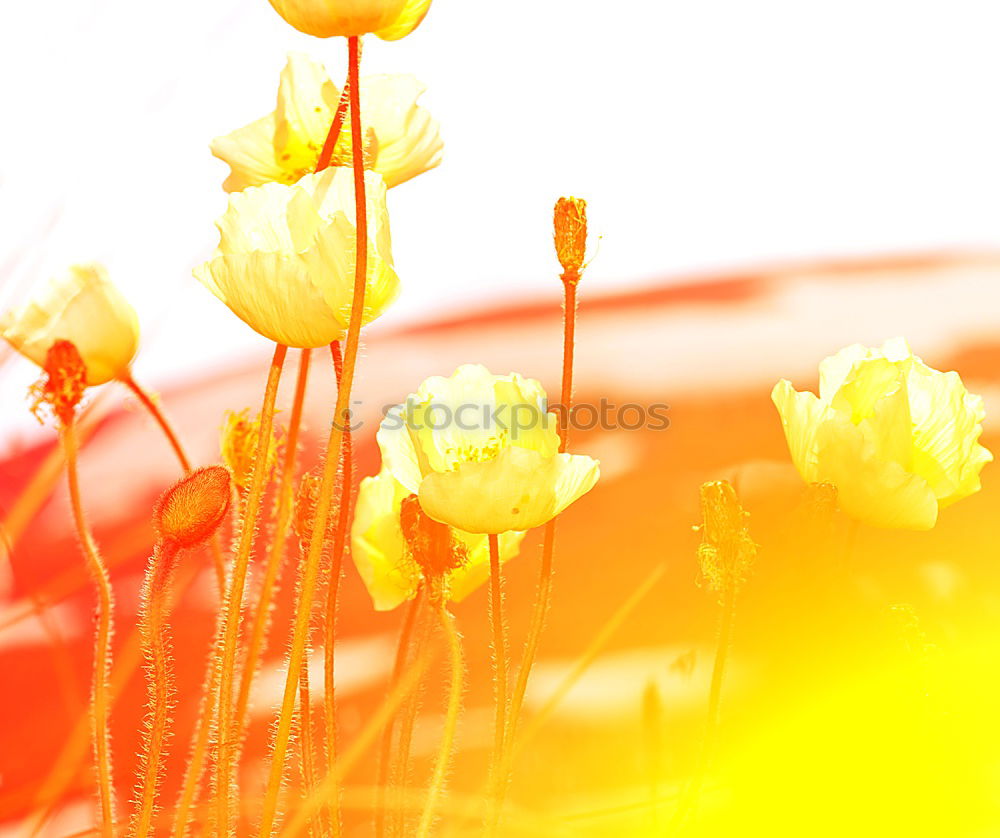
[2,0,1000,445]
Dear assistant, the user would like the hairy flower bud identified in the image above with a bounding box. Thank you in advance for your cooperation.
[154,466,232,548]
[29,340,87,426]
[553,196,587,282]
[696,480,756,599]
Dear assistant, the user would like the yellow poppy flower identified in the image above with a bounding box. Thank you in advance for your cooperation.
[375,364,601,534]
[0,263,139,386]
[194,166,398,348]
[772,337,992,530]
[212,53,442,192]
[351,468,525,610]
[266,0,431,40]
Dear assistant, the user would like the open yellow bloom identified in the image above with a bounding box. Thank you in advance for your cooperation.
[194,166,398,348]
[351,469,525,610]
[772,338,992,530]
[212,53,442,193]
[375,364,601,534]
[266,0,431,39]
[0,263,139,386]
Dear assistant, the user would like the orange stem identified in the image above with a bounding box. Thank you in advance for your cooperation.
[233,348,312,735]
[257,35,368,838]
[131,539,182,838]
[122,374,191,472]
[212,343,287,837]
[323,339,354,825]
[374,589,423,838]
[487,533,508,810]
[497,277,578,824]
[60,417,116,837]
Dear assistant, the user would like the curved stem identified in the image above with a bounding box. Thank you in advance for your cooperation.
[60,417,116,837]
[316,81,351,173]
[498,279,577,820]
[234,348,312,734]
[122,374,191,472]
[375,589,423,838]
[122,373,228,597]
[486,533,507,822]
[131,540,182,838]
[416,596,464,838]
[257,35,368,837]
[212,343,288,838]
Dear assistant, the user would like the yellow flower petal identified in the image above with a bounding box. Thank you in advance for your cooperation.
[374,0,432,41]
[212,54,441,193]
[418,446,600,534]
[812,410,939,530]
[196,167,396,346]
[771,379,826,483]
[359,75,443,187]
[210,114,285,192]
[351,469,525,610]
[773,338,991,530]
[0,264,139,385]
[195,252,344,348]
[267,0,416,38]
[273,52,342,179]
[351,470,420,611]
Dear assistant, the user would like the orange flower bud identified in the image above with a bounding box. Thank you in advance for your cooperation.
[154,466,232,549]
[553,196,587,282]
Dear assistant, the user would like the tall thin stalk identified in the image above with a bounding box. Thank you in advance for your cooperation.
[212,343,288,837]
[498,212,582,823]
[416,594,464,838]
[375,589,423,837]
[61,416,116,837]
[131,540,181,838]
[257,34,370,837]
[233,347,312,734]
[486,532,508,818]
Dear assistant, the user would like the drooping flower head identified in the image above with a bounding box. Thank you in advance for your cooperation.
[772,338,992,530]
[351,468,525,610]
[194,166,398,348]
[1,263,139,386]
[266,0,431,40]
[374,364,601,534]
[212,53,442,193]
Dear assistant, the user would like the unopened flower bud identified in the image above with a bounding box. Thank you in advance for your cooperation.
[29,339,87,426]
[696,480,756,599]
[154,466,232,548]
[553,196,587,282]
[400,494,467,580]
[221,409,280,492]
